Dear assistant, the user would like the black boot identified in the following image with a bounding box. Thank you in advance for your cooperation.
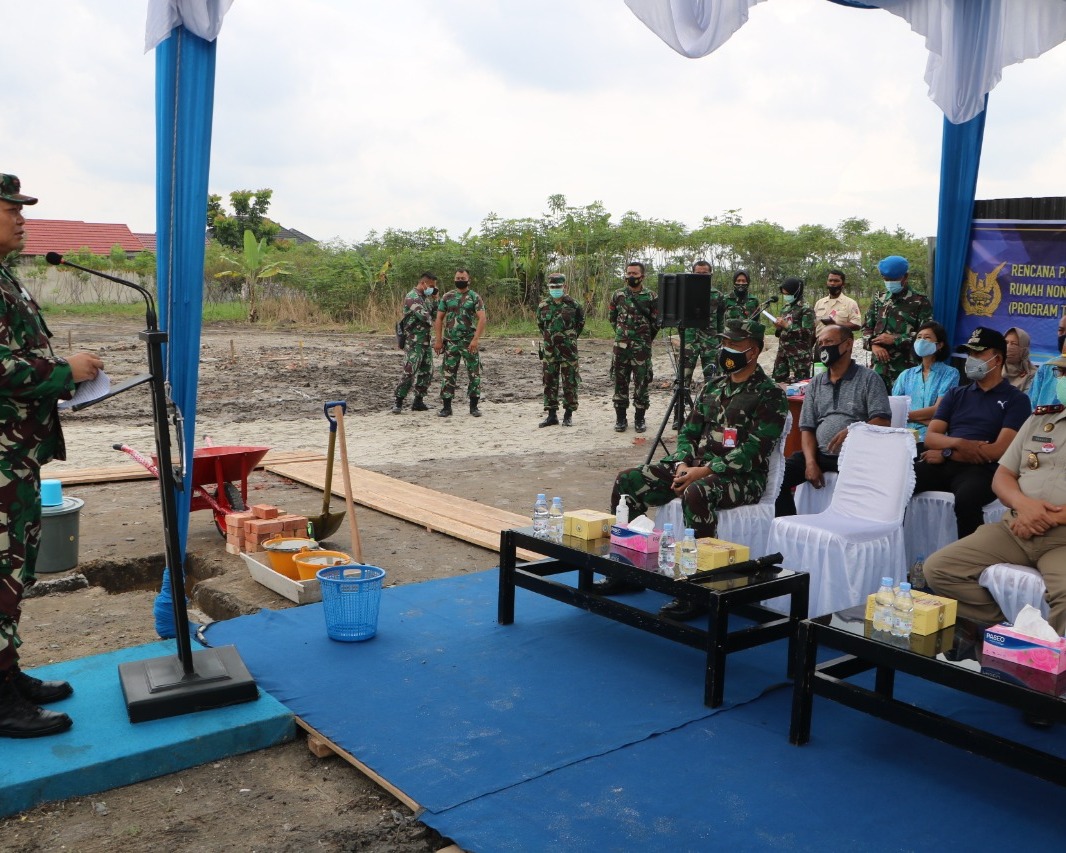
[539,409,559,428]
[614,406,628,432]
[634,408,647,433]
[438,399,453,417]
[390,397,403,414]
[562,409,573,427]
[469,396,482,417]
[11,664,72,705]
[0,674,73,738]
[411,396,428,411]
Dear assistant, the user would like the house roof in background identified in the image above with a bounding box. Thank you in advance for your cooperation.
[275,226,317,245]
[22,219,147,256]
[133,232,156,252]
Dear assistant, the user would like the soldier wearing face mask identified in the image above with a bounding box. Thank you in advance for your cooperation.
[913,326,1029,539]
[862,255,933,391]
[433,268,487,417]
[724,270,759,323]
[771,277,815,383]
[609,262,659,433]
[536,274,584,427]
[391,272,438,414]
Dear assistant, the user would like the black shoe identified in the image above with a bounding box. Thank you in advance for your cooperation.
[659,598,709,621]
[410,396,428,411]
[0,680,72,738]
[1023,712,1055,729]
[469,397,482,417]
[11,665,73,704]
[539,409,559,428]
[562,409,573,427]
[390,397,403,414]
[614,406,628,432]
[592,576,645,595]
[438,401,453,417]
[634,409,647,434]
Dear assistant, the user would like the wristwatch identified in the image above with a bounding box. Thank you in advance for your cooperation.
[942,448,953,459]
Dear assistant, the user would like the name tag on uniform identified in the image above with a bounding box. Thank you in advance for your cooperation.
[1031,437,1056,452]
[723,427,737,448]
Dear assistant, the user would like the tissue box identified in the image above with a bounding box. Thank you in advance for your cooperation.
[982,624,1066,674]
[564,510,615,541]
[980,655,1066,694]
[610,524,662,554]
[695,537,750,571]
[864,589,957,635]
[608,546,660,572]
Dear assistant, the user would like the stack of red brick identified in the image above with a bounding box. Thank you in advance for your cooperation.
[225,504,309,555]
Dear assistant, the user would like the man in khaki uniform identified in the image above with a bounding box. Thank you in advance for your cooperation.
[924,354,1066,634]
[813,270,862,331]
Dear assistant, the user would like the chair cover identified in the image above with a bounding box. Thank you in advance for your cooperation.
[979,563,1050,621]
[656,412,792,556]
[794,473,838,516]
[765,423,917,617]
[903,491,1009,568]
[888,395,911,429]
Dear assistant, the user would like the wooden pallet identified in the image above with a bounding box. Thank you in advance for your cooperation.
[265,458,540,561]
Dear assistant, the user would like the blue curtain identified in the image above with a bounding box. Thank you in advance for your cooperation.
[934,98,988,345]
[155,27,216,552]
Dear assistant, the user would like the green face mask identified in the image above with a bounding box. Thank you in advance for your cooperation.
[548,287,564,299]
[1056,376,1066,405]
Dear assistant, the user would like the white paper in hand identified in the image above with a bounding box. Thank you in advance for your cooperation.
[762,309,778,324]
[59,371,111,410]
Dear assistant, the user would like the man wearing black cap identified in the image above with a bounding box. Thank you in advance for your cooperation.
[604,319,787,620]
[0,174,104,737]
[914,327,1030,538]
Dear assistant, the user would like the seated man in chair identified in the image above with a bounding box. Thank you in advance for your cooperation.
[924,353,1066,634]
[602,319,787,621]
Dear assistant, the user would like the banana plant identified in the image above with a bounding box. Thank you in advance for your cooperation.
[217,229,291,322]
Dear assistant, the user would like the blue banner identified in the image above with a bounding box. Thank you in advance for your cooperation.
[956,220,1066,361]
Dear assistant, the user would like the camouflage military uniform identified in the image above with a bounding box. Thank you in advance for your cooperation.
[537,295,584,411]
[862,287,933,390]
[394,288,435,401]
[723,290,760,324]
[609,287,659,409]
[681,289,725,386]
[438,289,485,401]
[0,264,73,672]
[611,364,787,538]
[771,300,816,383]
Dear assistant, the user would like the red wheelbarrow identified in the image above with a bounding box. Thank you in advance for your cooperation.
[115,443,271,536]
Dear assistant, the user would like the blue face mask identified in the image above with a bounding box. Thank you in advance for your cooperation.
[548,287,564,299]
[884,279,903,295]
[424,286,435,297]
[1057,377,1066,405]
[782,294,795,305]
[913,338,937,358]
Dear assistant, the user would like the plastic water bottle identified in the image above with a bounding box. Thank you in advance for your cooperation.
[891,581,915,638]
[532,493,549,538]
[872,577,895,633]
[658,523,676,577]
[615,495,629,527]
[679,527,698,577]
[548,497,565,543]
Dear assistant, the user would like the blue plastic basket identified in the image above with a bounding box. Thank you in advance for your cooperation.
[316,565,386,642]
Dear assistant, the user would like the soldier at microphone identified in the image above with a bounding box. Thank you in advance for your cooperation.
[0,174,104,738]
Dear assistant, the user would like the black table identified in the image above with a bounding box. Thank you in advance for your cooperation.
[791,608,1066,786]
[498,527,809,707]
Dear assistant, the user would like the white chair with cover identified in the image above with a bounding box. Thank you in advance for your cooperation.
[903,492,1008,569]
[793,397,909,514]
[655,412,792,557]
[764,423,917,617]
[979,563,1050,622]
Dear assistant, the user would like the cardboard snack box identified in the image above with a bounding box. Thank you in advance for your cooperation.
[864,588,958,635]
[241,551,322,605]
[564,510,615,540]
[695,537,750,571]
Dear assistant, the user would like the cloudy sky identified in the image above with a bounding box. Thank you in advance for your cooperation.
[4,1,1064,244]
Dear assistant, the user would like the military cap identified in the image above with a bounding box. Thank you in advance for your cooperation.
[547,273,566,284]
[877,255,909,278]
[718,318,765,344]
[0,174,37,205]
[963,326,1007,356]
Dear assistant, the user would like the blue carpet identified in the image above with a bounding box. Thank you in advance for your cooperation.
[204,570,788,812]
[0,641,295,819]
[203,570,1066,851]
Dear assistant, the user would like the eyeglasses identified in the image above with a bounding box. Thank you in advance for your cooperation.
[1052,367,1066,378]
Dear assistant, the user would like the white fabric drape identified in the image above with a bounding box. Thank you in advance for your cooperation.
[903,491,1008,568]
[146,0,235,51]
[979,563,1050,622]
[624,0,1066,124]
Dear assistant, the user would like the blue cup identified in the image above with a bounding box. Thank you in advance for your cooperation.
[41,479,63,507]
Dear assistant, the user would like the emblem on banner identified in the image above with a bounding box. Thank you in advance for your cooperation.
[961,261,1005,317]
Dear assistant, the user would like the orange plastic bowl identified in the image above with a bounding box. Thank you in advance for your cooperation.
[293,550,357,581]
[262,536,318,579]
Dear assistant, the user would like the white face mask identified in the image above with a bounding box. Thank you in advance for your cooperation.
[964,353,997,381]
[424,286,435,296]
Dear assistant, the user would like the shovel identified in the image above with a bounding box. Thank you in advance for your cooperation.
[305,401,347,541]
[331,402,363,563]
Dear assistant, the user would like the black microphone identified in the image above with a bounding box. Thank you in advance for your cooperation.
[688,552,784,583]
[747,295,779,322]
[47,252,157,327]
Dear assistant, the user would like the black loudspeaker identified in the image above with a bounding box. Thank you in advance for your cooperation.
[658,273,718,329]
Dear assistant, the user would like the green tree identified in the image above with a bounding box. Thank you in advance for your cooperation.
[216,229,291,322]
[209,189,280,250]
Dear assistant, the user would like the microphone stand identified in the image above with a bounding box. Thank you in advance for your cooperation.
[47,255,257,722]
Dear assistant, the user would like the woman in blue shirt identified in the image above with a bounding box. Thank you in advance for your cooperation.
[891,320,959,440]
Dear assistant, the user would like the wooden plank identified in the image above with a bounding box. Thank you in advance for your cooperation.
[295,717,420,812]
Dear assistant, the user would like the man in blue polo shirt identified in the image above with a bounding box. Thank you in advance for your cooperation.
[914,327,1030,538]
[775,325,892,516]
